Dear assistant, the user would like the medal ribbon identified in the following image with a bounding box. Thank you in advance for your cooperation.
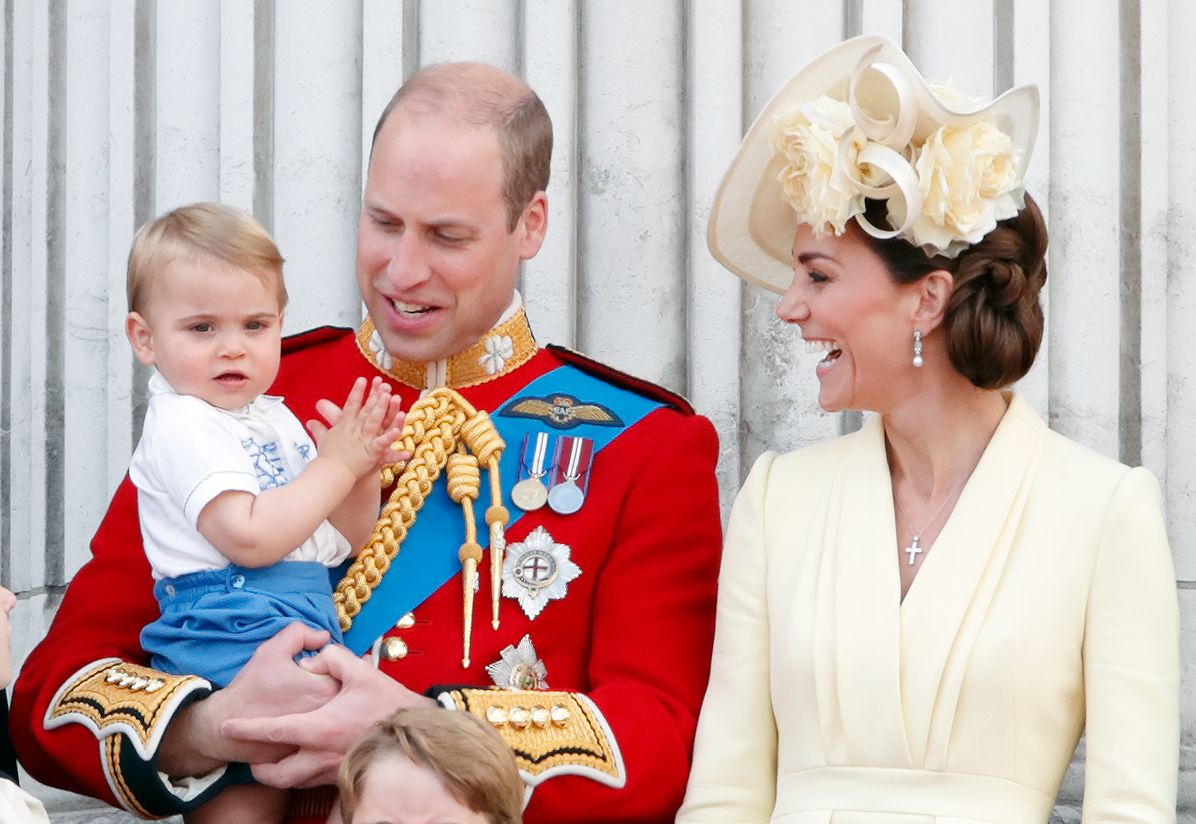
[528,432,550,478]
[342,364,665,653]
[560,436,584,481]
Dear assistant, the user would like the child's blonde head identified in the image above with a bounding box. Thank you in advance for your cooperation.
[127,202,286,315]
[338,707,523,824]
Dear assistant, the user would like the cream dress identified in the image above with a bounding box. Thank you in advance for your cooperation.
[0,779,49,823]
[677,395,1179,823]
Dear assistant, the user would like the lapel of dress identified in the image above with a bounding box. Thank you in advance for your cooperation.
[825,414,913,767]
[898,394,1046,767]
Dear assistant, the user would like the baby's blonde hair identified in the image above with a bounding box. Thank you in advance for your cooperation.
[127,202,286,314]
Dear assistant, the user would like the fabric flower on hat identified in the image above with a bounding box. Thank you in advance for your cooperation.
[772,96,875,238]
[910,121,1021,256]
[925,80,988,112]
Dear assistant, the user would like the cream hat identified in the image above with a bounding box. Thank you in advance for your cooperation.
[708,35,1039,294]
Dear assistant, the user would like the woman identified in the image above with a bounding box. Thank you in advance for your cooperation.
[677,36,1179,823]
[0,585,50,823]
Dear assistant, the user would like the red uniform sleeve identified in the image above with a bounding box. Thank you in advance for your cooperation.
[524,411,723,822]
[11,479,225,818]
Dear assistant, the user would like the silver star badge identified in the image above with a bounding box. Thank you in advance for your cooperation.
[502,526,581,620]
[486,634,548,690]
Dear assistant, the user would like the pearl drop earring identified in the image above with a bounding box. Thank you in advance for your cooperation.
[913,329,924,368]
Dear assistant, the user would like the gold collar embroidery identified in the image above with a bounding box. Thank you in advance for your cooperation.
[356,308,538,389]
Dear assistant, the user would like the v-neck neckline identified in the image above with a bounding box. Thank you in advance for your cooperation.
[823,393,1048,767]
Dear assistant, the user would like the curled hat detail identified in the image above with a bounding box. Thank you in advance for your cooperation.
[708,36,1039,293]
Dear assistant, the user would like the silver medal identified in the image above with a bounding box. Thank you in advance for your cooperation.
[547,480,584,515]
[548,436,589,515]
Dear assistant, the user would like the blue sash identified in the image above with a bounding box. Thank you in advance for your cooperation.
[342,364,664,653]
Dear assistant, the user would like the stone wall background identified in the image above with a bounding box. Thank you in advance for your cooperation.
[2,0,1192,818]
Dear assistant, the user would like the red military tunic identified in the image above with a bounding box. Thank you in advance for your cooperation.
[12,309,723,823]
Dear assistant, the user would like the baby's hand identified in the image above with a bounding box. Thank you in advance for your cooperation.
[307,377,405,478]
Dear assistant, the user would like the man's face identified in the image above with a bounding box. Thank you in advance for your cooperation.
[356,112,547,364]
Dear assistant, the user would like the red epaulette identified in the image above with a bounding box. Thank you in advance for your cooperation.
[546,344,695,415]
[281,325,353,356]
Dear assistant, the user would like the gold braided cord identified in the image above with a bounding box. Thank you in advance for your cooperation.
[333,388,507,650]
[447,447,483,666]
[454,408,511,634]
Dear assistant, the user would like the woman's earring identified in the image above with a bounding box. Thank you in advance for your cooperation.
[912,329,924,368]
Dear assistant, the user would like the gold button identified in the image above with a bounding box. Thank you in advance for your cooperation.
[508,706,531,729]
[486,706,509,727]
[395,612,416,630]
[530,705,550,728]
[550,705,571,726]
[380,637,409,661]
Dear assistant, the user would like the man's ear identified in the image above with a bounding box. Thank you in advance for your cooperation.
[125,312,157,366]
[911,269,953,334]
[516,191,549,261]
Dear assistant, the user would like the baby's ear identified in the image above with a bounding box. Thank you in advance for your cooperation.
[125,312,157,366]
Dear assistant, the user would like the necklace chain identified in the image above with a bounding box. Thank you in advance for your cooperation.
[893,482,964,542]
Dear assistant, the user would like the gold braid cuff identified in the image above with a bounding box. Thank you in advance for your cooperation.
[333,387,508,666]
[439,688,626,788]
[44,659,211,762]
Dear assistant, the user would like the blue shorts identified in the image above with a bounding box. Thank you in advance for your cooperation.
[141,561,343,688]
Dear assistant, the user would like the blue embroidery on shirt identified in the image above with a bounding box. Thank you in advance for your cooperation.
[295,443,311,461]
[242,438,288,490]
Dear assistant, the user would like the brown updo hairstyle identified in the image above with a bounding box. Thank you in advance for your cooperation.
[860,194,1048,390]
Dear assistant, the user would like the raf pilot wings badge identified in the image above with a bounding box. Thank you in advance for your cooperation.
[501,393,624,430]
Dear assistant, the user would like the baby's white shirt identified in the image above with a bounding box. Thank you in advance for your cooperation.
[130,371,352,579]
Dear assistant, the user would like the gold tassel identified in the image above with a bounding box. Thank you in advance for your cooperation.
[333,388,507,660]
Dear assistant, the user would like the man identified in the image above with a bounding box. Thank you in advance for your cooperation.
[12,63,722,823]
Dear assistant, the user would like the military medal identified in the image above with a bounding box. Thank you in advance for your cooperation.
[486,634,549,690]
[547,436,592,515]
[511,432,551,512]
[502,526,581,620]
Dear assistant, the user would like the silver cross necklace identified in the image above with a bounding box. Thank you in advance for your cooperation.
[893,482,964,566]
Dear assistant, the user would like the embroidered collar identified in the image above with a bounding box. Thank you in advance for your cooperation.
[146,370,284,419]
[355,304,538,390]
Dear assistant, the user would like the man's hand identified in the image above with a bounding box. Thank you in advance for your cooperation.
[222,643,435,788]
[307,377,405,478]
[158,623,339,777]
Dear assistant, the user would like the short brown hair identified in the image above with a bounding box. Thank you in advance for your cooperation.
[860,194,1048,389]
[338,708,523,824]
[371,62,552,231]
[127,202,286,315]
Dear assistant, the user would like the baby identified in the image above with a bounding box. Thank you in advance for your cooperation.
[124,202,403,823]
[337,707,524,824]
